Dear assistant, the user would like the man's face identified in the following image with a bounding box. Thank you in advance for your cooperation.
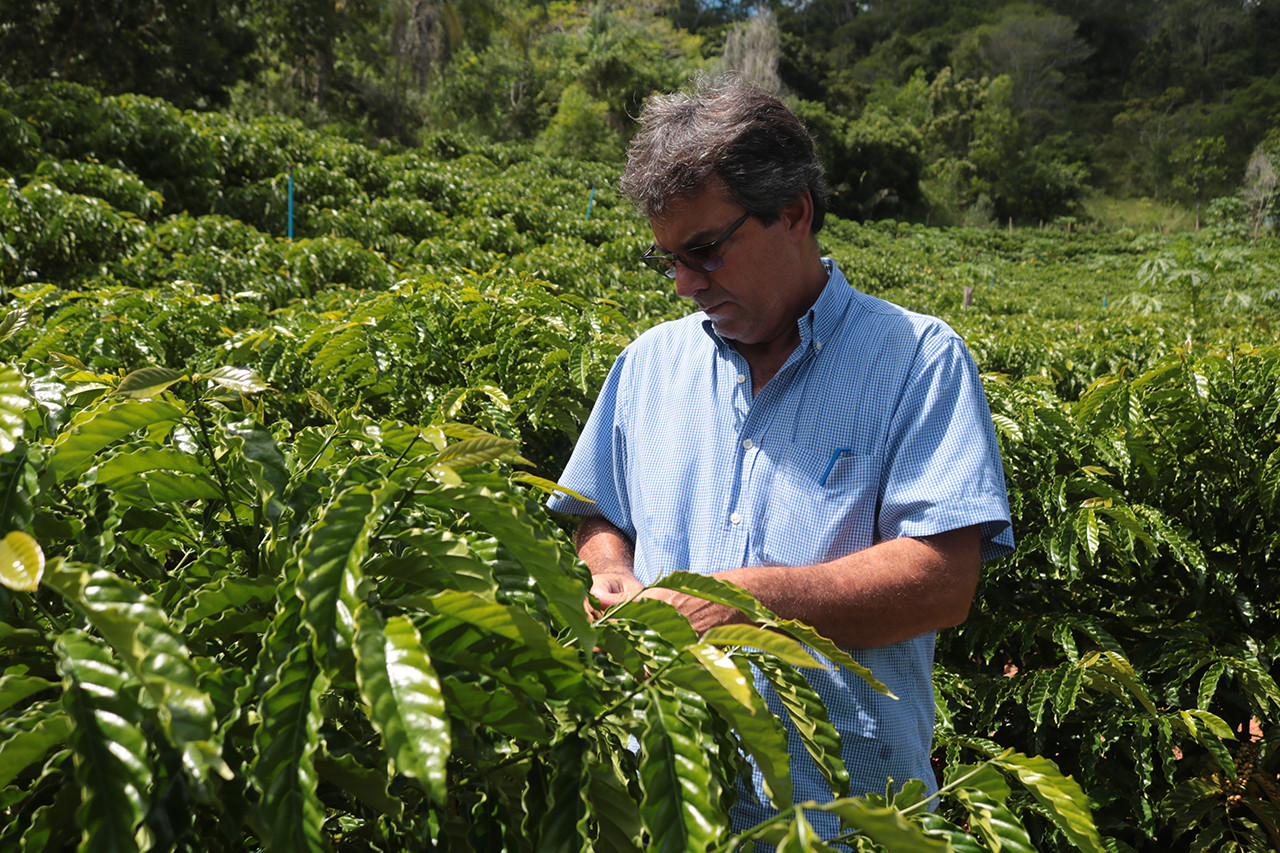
[648,184,815,351]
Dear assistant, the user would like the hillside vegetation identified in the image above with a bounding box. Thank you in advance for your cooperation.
[1,83,1279,851]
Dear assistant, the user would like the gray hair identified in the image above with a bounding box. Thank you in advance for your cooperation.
[620,74,828,233]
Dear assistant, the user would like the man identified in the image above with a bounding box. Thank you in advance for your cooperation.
[547,75,1014,840]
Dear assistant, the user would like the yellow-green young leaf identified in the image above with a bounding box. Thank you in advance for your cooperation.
[0,364,27,454]
[202,366,270,395]
[114,366,186,399]
[990,750,1106,853]
[1079,650,1157,715]
[510,471,594,502]
[818,799,952,852]
[0,531,44,592]
[436,435,519,468]
[48,399,186,481]
[353,608,449,804]
[687,640,756,708]
[306,389,337,420]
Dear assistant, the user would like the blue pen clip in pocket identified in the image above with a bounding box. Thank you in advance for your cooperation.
[819,447,853,486]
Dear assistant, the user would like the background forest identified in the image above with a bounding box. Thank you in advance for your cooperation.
[3,0,1280,229]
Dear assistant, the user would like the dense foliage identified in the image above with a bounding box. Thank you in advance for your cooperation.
[1,83,1279,851]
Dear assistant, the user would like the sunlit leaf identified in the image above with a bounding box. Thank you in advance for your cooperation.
[114,365,186,399]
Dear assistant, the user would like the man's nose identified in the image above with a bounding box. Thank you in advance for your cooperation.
[672,261,710,299]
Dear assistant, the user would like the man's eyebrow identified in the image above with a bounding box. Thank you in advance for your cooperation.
[656,224,723,254]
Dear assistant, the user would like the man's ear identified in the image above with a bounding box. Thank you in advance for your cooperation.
[780,189,815,241]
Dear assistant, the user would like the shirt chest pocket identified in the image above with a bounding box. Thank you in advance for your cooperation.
[755,446,882,567]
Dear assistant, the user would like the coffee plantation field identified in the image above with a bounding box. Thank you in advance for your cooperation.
[2,82,1278,852]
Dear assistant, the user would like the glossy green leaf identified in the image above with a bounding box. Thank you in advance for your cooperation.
[48,398,185,481]
[700,623,827,669]
[0,530,44,591]
[754,655,849,800]
[648,572,892,697]
[639,687,725,853]
[55,630,151,853]
[587,760,643,853]
[955,790,1036,853]
[0,673,57,714]
[666,657,793,810]
[295,483,391,666]
[354,607,449,803]
[252,642,329,853]
[990,749,1106,853]
[44,562,226,784]
[539,734,590,851]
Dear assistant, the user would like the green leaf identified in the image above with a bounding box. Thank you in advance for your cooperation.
[252,642,330,853]
[587,759,643,853]
[295,483,392,667]
[649,572,894,697]
[48,398,185,482]
[819,799,952,852]
[956,790,1036,853]
[639,687,725,853]
[114,365,186,399]
[754,655,849,800]
[989,749,1106,853]
[436,435,519,467]
[0,530,44,591]
[666,656,793,809]
[0,673,57,714]
[0,702,72,787]
[539,734,591,851]
[55,630,151,853]
[0,308,28,344]
[44,562,226,785]
[354,608,449,804]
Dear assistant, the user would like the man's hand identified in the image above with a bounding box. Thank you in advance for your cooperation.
[588,572,644,616]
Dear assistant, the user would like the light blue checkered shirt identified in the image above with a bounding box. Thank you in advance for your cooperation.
[549,260,1013,838]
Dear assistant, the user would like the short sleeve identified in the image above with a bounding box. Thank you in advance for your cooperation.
[877,330,1014,561]
[545,350,637,542]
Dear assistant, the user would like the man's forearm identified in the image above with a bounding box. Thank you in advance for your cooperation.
[572,515,981,648]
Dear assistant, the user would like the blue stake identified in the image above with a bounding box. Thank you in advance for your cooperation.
[586,186,595,220]
[288,170,295,240]
[1103,295,1108,308]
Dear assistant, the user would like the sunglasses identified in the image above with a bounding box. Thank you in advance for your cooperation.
[641,212,751,278]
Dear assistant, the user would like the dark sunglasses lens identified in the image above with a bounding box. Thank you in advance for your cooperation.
[642,254,677,277]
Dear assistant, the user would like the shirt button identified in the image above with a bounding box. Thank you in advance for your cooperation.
[741,438,753,450]
[815,341,823,351]
[729,512,742,524]
[736,373,746,384]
